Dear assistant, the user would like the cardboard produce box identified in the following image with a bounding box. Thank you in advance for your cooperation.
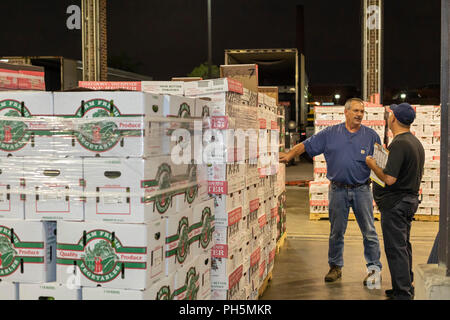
[211,242,243,290]
[83,157,196,223]
[164,209,194,276]
[220,64,259,93]
[82,272,175,300]
[0,281,19,300]
[173,260,200,300]
[56,220,165,290]
[0,92,53,157]
[207,163,245,195]
[190,199,215,256]
[196,252,212,300]
[212,190,244,228]
[145,271,175,300]
[142,81,184,95]
[0,157,24,220]
[19,282,81,300]
[52,91,173,157]
[0,62,45,91]
[0,220,56,283]
[23,157,84,221]
[203,128,242,165]
[258,86,279,105]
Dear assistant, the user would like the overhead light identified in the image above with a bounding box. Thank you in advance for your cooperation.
[400,93,407,99]
[289,87,296,92]
[334,94,341,100]
[315,102,320,106]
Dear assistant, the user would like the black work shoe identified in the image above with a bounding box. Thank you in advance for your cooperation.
[385,289,394,298]
[324,266,342,282]
[363,269,382,287]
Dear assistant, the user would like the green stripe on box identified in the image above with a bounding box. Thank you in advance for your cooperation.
[189,222,202,232]
[166,235,179,244]
[141,180,158,188]
[123,262,146,269]
[15,242,44,249]
[20,257,44,263]
[57,244,84,251]
[116,247,146,254]
[57,258,75,265]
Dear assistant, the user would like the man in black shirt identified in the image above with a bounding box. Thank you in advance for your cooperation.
[366,103,425,300]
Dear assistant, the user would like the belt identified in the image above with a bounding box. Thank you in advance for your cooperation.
[331,180,371,189]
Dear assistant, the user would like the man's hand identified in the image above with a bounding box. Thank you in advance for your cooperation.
[280,151,295,163]
[365,156,377,169]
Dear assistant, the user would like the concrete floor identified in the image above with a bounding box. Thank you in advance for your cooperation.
[260,163,439,300]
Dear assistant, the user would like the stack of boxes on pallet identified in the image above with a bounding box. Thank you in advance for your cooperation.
[0,91,60,300]
[393,105,441,216]
[0,84,214,300]
[309,103,386,217]
[0,73,286,300]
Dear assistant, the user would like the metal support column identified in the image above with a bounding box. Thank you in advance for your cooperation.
[82,0,107,81]
[439,0,450,276]
[362,0,383,103]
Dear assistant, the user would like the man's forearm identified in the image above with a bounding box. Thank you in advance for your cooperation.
[368,162,388,183]
[291,142,306,158]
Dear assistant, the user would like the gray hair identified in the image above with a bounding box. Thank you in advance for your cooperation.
[344,98,365,110]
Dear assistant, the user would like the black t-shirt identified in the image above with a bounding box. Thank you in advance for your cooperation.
[373,132,425,211]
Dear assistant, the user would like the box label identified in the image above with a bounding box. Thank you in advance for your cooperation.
[57,229,147,283]
[0,226,44,277]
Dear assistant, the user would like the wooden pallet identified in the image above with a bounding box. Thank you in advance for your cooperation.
[413,215,439,222]
[258,271,273,299]
[276,232,287,254]
[285,180,311,187]
[309,212,381,221]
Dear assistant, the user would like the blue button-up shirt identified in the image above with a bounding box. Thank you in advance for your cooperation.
[303,123,381,185]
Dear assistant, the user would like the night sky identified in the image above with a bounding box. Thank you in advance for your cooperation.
[0,0,442,91]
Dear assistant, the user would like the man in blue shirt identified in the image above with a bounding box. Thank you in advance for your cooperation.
[280,98,382,285]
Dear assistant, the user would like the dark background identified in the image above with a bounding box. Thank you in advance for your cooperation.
[0,0,441,99]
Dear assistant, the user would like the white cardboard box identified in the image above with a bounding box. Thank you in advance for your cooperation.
[84,157,195,223]
[211,242,243,290]
[19,282,81,300]
[213,190,244,228]
[52,91,165,157]
[0,92,54,157]
[23,157,84,221]
[0,157,24,220]
[56,220,165,290]
[82,272,176,300]
[146,272,176,300]
[0,281,19,300]
[207,163,245,195]
[164,209,194,276]
[162,95,196,118]
[197,252,212,300]
[0,220,56,283]
[191,199,215,256]
[173,259,200,300]
[141,81,184,95]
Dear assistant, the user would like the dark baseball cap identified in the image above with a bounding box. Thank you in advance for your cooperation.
[390,103,416,125]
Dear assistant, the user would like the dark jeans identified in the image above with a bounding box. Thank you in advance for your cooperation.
[380,195,419,300]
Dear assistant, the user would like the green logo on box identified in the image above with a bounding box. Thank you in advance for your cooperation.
[0,100,31,152]
[75,100,122,152]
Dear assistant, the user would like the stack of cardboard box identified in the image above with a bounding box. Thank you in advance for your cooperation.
[309,104,387,217]
[0,91,62,300]
[0,85,216,300]
[404,105,441,216]
[185,77,253,300]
